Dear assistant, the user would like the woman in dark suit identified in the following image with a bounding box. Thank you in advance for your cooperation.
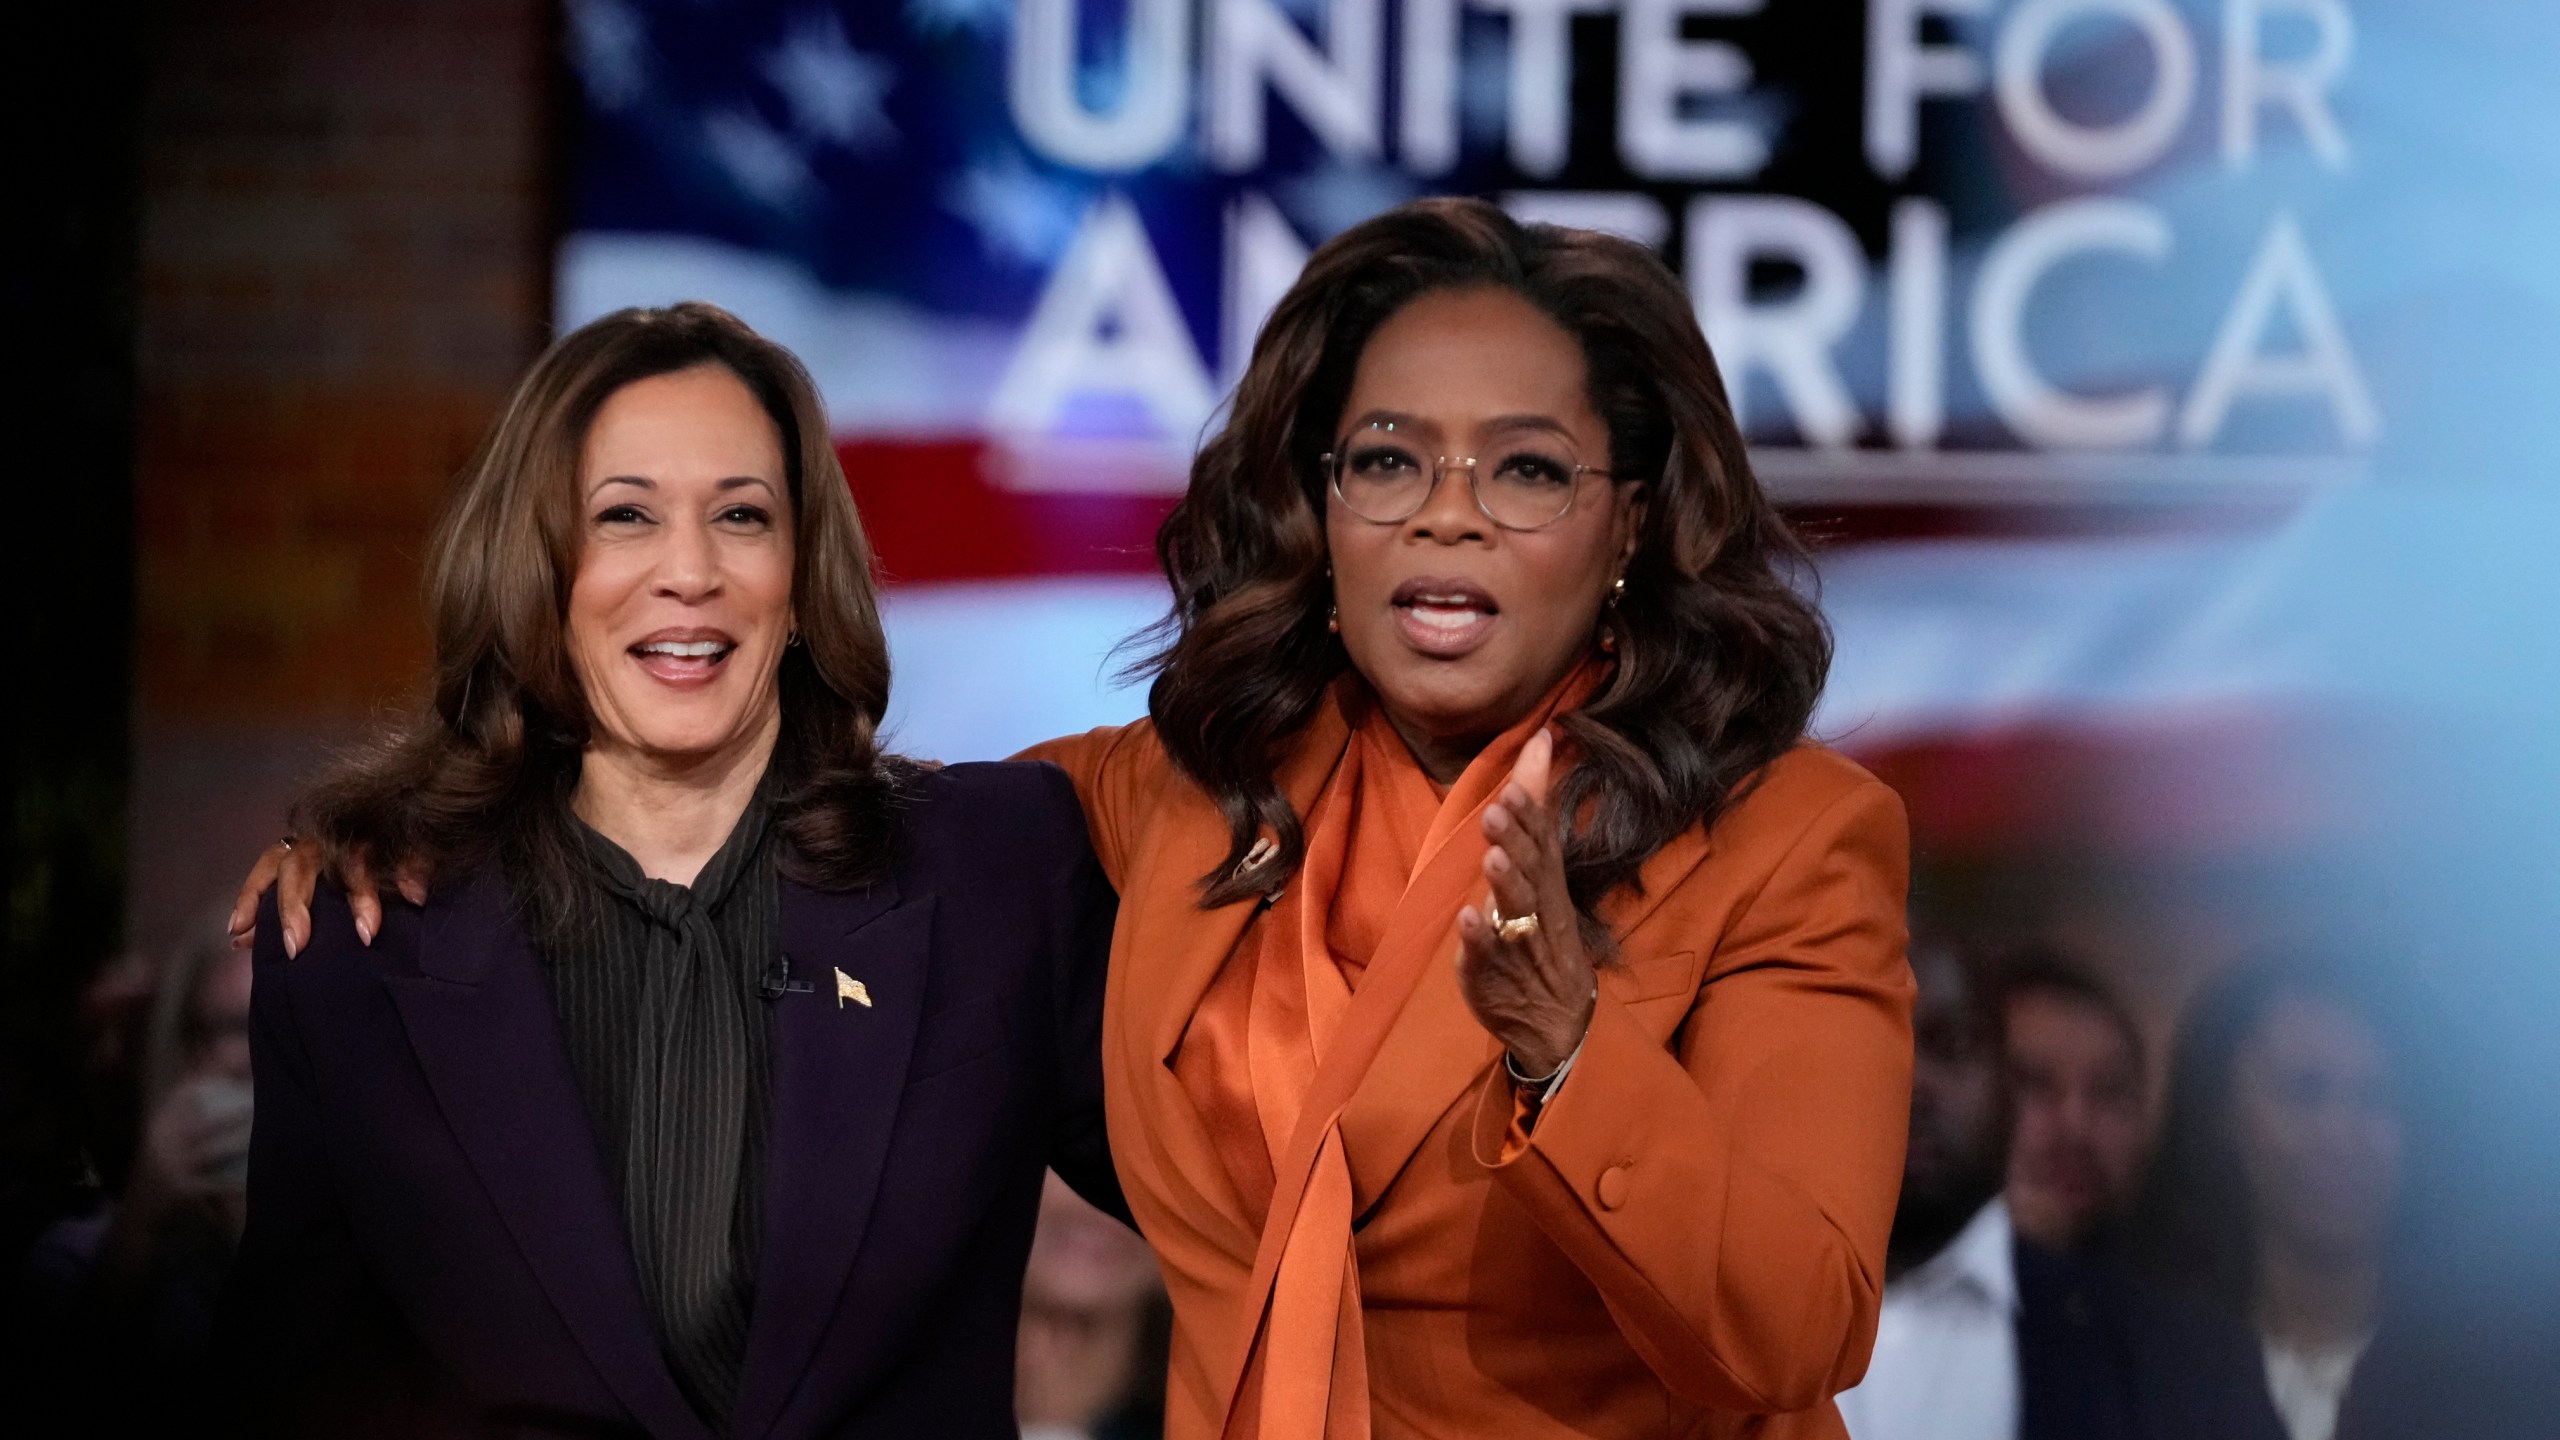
[217,303,1119,1439]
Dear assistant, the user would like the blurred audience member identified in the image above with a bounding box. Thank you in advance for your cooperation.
[2000,952,2150,1252]
[69,950,161,1194]
[11,912,251,1435]
[1838,936,2015,1440]
[1017,1170,1168,1440]
[1840,937,2281,1440]
[2133,960,2409,1440]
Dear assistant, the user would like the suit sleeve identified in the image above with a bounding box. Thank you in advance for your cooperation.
[1013,722,1158,890]
[1466,778,1914,1414]
[1030,765,1135,1228]
[211,893,380,1434]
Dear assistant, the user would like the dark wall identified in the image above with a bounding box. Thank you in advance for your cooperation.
[3,0,143,1262]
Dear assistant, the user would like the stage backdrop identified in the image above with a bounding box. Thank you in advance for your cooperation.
[556,0,2555,768]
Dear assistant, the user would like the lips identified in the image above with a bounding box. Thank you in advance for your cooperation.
[629,628,738,688]
[1390,575,1499,658]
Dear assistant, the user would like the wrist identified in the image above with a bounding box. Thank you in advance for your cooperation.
[1505,983,1597,1098]
[1504,1045,1567,1087]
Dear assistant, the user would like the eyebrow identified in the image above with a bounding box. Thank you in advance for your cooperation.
[1480,413,1577,441]
[1341,410,1579,444]
[586,474,780,500]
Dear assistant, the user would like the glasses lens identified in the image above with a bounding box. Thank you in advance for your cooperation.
[1332,436,1431,523]
[1477,448,1584,529]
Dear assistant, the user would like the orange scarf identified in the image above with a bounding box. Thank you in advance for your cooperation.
[1173,662,1601,1440]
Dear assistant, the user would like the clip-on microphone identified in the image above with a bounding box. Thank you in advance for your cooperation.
[759,951,817,1001]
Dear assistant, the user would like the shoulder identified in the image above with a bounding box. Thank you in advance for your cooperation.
[1605,741,1908,947]
[249,879,426,1022]
[1711,741,1907,862]
[1014,719,1179,809]
[1012,720,1188,882]
[1743,741,1897,816]
[903,758,1084,831]
[892,760,1099,879]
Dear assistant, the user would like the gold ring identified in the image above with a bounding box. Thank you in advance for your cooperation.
[1488,907,1540,942]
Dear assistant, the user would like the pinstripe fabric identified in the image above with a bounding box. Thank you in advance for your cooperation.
[547,794,777,1429]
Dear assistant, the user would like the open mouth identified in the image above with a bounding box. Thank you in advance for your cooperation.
[1391,577,1499,658]
[630,630,738,687]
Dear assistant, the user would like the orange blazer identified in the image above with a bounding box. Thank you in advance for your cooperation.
[1025,693,1912,1440]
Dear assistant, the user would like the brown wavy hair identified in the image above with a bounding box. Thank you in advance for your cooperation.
[1143,197,1831,925]
[294,303,910,931]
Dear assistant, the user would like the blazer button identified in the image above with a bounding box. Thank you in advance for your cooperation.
[1596,1163,1632,1211]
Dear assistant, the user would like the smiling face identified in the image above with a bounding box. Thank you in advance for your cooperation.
[1325,287,1644,776]
[566,364,797,776]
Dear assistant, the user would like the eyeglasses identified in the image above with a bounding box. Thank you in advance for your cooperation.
[1321,422,1630,532]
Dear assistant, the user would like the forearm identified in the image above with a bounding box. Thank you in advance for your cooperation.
[1469,774,1914,1413]
[1043,770,1134,1227]
[1470,994,1890,1412]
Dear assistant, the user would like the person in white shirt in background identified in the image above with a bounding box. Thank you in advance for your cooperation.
[1836,938,2016,1440]
[1841,939,2286,1440]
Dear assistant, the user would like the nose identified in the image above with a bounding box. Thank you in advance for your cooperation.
[653,511,723,601]
[1405,457,1487,544]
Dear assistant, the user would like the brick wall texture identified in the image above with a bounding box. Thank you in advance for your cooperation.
[128,0,551,957]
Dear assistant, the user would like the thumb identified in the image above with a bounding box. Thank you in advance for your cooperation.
[1508,727,1555,803]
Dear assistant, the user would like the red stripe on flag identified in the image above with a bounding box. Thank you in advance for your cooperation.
[1848,709,2334,860]
[839,438,1178,584]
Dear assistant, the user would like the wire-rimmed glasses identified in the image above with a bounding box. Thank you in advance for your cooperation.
[1321,421,1627,532]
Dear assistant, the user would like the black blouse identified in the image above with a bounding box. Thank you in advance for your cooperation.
[547,793,778,1428]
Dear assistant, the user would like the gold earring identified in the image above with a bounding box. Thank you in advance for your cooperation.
[787,627,802,648]
[1609,577,1626,606]
[1326,604,1339,634]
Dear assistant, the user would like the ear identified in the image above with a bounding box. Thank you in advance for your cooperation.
[1613,482,1648,570]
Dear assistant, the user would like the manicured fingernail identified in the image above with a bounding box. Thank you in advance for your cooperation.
[355,915,375,945]
[284,933,301,960]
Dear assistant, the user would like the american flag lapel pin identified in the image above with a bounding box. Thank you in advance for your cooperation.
[835,968,871,1009]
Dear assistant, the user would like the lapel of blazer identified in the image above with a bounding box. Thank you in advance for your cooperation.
[730,876,926,1440]
[383,864,715,1440]
[1311,745,1722,1228]
[1130,693,1353,1076]
[1200,786,1505,1424]
[1103,697,1353,1250]
[1126,686,1351,1076]
[1330,907,1498,1213]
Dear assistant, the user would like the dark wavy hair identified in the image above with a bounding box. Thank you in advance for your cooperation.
[1141,197,1830,925]
[293,303,911,936]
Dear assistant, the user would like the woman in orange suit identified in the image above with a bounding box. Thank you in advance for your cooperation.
[1023,199,1912,1439]
[249,198,1910,1438]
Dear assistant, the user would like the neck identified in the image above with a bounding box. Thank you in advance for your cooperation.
[2256,1234,2382,1350]
[1886,1179,2001,1281]
[573,710,781,886]
[1382,710,1490,787]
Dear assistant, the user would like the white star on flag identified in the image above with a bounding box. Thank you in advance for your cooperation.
[764,8,900,155]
